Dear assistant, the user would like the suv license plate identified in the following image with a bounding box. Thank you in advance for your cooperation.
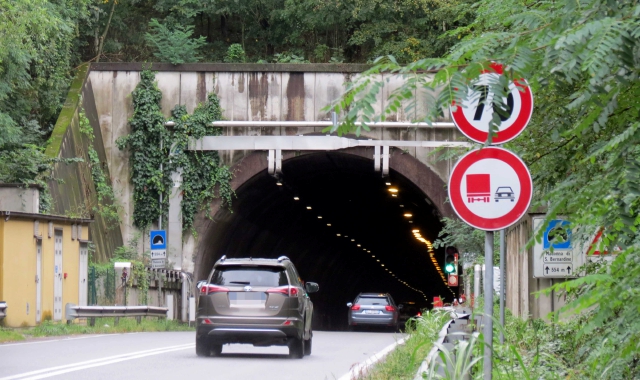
[364,310,382,315]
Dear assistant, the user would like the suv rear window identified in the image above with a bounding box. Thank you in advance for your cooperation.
[210,266,289,287]
[356,297,390,306]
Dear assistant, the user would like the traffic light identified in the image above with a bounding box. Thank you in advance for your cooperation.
[444,247,458,275]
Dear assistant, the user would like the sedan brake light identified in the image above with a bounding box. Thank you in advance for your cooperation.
[351,304,361,311]
[385,305,396,312]
[201,285,229,295]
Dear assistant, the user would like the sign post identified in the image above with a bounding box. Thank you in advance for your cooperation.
[448,64,534,380]
[150,230,167,269]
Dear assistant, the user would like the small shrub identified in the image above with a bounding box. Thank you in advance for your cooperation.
[224,44,246,63]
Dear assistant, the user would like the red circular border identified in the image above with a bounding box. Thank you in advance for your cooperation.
[450,65,533,145]
[448,147,532,231]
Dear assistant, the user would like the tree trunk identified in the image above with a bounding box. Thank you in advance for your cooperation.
[96,0,117,63]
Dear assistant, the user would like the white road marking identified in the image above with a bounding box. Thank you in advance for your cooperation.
[0,344,194,380]
[0,335,113,347]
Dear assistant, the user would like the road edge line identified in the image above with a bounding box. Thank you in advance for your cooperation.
[337,336,407,380]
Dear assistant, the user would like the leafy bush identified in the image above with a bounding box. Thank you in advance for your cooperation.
[145,19,206,64]
[224,43,246,63]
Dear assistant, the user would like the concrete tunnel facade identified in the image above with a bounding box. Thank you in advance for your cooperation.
[191,147,458,330]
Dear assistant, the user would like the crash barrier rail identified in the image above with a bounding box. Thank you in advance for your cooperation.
[65,303,168,326]
[0,301,6,321]
[414,308,473,380]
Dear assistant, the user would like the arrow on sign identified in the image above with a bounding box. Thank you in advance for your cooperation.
[545,266,549,274]
[567,266,571,275]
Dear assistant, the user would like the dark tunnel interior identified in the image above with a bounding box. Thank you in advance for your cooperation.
[201,152,458,330]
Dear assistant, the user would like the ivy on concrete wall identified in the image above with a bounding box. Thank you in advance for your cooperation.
[117,69,233,231]
[169,95,233,232]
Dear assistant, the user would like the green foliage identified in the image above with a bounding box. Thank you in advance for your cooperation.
[433,217,500,265]
[365,309,450,380]
[272,52,309,63]
[145,18,206,64]
[224,43,246,63]
[116,69,170,229]
[26,318,193,338]
[79,108,121,228]
[118,70,233,232]
[169,95,234,232]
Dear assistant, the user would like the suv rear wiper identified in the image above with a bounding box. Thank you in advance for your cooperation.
[229,281,251,285]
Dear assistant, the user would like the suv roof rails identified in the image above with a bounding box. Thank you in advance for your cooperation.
[277,256,290,262]
[219,255,227,262]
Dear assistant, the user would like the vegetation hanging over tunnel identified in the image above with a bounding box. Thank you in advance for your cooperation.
[116,70,233,231]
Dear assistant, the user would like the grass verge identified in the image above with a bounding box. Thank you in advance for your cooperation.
[0,317,193,343]
[360,310,450,380]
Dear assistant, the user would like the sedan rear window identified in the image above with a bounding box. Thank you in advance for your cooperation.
[210,266,288,287]
[356,297,390,306]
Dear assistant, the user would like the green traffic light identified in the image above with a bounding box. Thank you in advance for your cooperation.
[445,263,455,273]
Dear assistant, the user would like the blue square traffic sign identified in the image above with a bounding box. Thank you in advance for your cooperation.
[150,230,167,250]
[543,220,571,250]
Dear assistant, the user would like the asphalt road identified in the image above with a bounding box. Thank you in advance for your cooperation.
[0,330,404,380]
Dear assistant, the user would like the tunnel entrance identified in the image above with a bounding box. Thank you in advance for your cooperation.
[196,151,457,330]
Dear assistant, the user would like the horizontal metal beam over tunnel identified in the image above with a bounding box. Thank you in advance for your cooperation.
[189,136,471,150]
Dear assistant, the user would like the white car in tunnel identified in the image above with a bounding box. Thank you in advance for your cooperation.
[347,293,399,331]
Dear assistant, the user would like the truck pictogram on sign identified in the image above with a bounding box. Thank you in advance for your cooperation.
[466,174,491,203]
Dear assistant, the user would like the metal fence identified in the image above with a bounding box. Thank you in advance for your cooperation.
[88,266,116,305]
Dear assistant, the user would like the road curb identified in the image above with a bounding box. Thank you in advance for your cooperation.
[337,336,407,380]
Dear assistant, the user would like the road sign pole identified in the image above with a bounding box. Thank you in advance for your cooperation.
[499,229,505,344]
[484,231,494,380]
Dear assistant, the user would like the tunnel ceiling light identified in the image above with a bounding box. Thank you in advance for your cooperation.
[318,216,322,219]
[404,213,413,217]
[412,229,420,233]
[376,259,380,262]
[381,264,385,267]
[357,244,361,247]
[336,234,341,236]
[409,221,413,223]
[371,255,375,258]
[327,223,331,227]
[388,188,399,193]
[391,194,397,197]
[306,206,312,210]
[399,204,404,207]
[386,182,392,186]
[293,196,299,201]
[367,250,371,253]
[276,182,283,186]
[351,239,355,242]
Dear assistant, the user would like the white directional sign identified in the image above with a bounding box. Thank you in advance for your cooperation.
[448,147,533,231]
[151,259,166,269]
[532,217,583,278]
[450,63,534,145]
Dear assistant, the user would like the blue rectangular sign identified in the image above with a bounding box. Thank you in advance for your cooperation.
[150,230,167,250]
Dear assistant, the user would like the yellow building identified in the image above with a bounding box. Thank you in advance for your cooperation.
[0,211,92,327]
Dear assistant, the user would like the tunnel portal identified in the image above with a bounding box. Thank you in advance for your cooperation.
[196,151,457,330]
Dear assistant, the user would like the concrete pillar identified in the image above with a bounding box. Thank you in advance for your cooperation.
[168,168,183,270]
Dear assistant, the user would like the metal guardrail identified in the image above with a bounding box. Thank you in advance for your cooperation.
[0,301,6,321]
[65,303,168,326]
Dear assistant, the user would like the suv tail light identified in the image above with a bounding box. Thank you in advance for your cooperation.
[266,286,299,296]
[351,304,361,311]
[201,285,229,295]
[385,305,396,312]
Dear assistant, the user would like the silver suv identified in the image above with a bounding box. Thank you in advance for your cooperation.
[196,256,319,359]
[347,293,399,331]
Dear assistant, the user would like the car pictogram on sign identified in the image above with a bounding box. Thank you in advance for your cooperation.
[494,186,515,202]
[466,174,491,203]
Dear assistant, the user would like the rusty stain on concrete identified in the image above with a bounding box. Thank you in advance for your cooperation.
[196,72,206,103]
[238,73,245,93]
[249,73,269,120]
[286,73,305,121]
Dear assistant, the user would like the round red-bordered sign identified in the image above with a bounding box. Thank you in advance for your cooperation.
[450,63,533,145]
[448,147,532,231]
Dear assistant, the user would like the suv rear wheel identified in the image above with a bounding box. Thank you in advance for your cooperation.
[288,337,305,359]
[196,338,210,357]
[303,336,312,356]
[211,344,223,356]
